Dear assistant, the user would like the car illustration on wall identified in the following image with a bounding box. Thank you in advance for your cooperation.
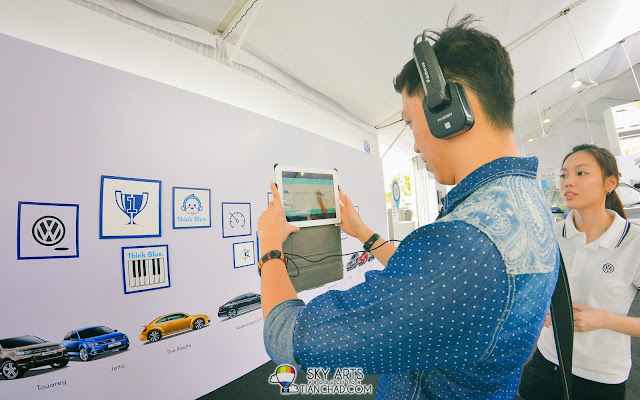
[218,293,261,319]
[0,335,68,380]
[61,326,129,362]
[139,312,210,343]
[346,252,375,271]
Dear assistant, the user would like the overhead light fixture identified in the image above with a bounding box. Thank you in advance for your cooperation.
[528,135,534,142]
[564,10,597,89]
[543,111,551,124]
[570,69,583,88]
[541,131,548,138]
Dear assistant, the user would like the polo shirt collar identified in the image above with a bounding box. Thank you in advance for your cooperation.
[442,156,539,216]
[563,209,631,249]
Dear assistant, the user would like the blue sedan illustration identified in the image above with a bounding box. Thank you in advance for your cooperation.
[61,326,129,361]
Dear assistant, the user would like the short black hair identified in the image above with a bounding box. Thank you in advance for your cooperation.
[394,14,515,131]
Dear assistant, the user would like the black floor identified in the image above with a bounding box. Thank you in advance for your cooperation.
[202,293,640,399]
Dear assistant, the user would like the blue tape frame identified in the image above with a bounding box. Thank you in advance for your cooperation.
[99,175,162,239]
[233,241,255,269]
[221,202,252,238]
[121,244,171,294]
[17,201,80,260]
[172,186,212,229]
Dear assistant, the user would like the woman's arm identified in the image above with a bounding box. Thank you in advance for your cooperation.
[573,303,640,336]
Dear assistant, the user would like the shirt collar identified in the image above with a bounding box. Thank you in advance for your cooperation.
[442,156,539,216]
[563,209,631,249]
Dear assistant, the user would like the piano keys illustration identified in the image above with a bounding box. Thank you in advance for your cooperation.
[127,258,166,287]
[122,245,171,294]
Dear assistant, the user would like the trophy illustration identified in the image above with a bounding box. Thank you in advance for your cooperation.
[115,191,149,225]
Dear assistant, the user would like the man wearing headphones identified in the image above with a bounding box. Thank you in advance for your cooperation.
[258,15,559,399]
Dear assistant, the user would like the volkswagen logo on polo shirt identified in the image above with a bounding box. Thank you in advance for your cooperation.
[32,216,68,250]
[602,263,614,274]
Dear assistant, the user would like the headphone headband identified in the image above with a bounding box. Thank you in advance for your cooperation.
[413,31,450,112]
[412,29,475,139]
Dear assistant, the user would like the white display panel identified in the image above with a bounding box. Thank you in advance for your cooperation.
[0,33,386,399]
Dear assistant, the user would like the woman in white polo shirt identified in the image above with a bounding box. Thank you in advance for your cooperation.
[519,144,640,400]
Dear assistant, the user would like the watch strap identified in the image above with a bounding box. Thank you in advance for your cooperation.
[363,233,381,252]
[258,250,288,276]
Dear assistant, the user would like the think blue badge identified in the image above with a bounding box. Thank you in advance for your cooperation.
[173,187,211,229]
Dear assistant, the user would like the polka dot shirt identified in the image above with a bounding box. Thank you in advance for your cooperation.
[264,157,559,399]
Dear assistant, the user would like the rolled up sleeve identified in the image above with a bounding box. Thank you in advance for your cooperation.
[263,298,306,370]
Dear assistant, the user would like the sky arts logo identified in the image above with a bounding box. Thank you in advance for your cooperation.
[268,365,373,395]
[269,365,299,394]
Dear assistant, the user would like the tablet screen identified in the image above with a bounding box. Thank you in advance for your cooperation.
[281,171,337,222]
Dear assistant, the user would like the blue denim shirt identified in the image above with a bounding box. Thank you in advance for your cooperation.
[264,157,559,399]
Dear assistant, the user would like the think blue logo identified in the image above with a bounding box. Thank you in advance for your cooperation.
[602,263,614,274]
[182,194,203,215]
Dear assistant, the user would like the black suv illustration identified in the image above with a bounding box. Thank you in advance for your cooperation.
[1,336,69,380]
[218,293,261,319]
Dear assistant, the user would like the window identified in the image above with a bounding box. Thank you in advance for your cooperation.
[78,326,114,339]
[0,336,45,349]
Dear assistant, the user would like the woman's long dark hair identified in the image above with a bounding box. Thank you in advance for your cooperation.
[562,144,627,219]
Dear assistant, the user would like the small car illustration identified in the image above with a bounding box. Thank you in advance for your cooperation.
[61,326,129,361]
[218,293,261,319]
[346,252,375,271]
[139,313,210,343]
[0,335,69,380]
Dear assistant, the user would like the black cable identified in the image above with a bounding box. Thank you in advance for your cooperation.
[284,239,402,264]
[287,257,300,277]
[375,119,404,129]
[223,0,260,40]
[509,14,561,52]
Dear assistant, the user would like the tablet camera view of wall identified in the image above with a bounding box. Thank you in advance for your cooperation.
[282,171,336,222]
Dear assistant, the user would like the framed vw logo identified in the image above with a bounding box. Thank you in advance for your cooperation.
[18,202,79,260]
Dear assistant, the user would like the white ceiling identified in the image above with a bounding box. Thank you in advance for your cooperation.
[88,0,640,169]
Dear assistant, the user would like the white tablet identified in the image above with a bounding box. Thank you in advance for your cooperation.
[274,164,341,228]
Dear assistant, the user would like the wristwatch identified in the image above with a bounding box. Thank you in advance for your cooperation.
[258,250,288,276]
[363,233,381,252]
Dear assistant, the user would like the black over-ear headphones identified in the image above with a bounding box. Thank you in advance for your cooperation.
[413,30,474,139]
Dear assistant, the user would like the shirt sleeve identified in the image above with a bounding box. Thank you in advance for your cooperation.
[263,299,305,369]
[291,221,509,374]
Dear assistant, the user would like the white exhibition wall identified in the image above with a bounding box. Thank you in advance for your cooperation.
[0,34,387,399]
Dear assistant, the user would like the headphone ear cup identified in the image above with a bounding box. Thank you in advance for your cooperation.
[423,82,474,140]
